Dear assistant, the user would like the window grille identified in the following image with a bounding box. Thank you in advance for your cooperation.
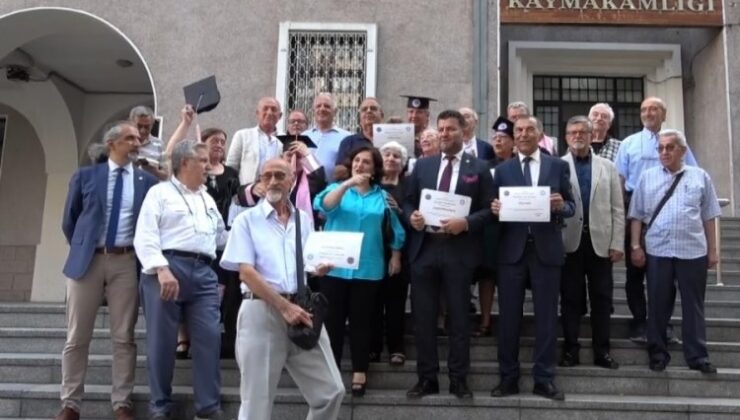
[285,30,367,133]
[533,75,644,148]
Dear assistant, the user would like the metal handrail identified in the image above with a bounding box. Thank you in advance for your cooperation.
[716,198,731,286]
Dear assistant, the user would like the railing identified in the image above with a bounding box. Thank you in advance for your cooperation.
[716,198,731,286]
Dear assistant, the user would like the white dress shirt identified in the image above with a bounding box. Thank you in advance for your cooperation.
[98,160,135,247]
[436,149,465,194]
[518,148,542,186]
[134,176,226,274]
[463,137,477,158]
[220,200,314,294]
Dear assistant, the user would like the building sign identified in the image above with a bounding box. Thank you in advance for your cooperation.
[501,0,723,26]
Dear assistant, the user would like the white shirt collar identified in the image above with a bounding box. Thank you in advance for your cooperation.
[107,159,134,174]
[259,198,297,220]
[442,148,465,163]
[170,175,206,194]
[518,148,541,163]
[463,136,476,147]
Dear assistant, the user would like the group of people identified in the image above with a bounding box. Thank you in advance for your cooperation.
[55,92,720,420]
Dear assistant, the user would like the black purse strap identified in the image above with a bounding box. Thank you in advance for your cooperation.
[646,171,685,232]
[294,207,305,294]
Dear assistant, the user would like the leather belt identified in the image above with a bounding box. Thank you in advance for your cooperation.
[162,249,213,265]
[95,246,134,255]
[242,291,297,302]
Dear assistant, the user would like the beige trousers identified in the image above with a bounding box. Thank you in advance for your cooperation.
[236,299,345,420]
[60,253,139,411]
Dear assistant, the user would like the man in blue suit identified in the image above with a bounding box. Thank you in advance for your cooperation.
[459,107,494,160]
[403,110,495,399]
[57,121,157,420]
[490,116,575,401]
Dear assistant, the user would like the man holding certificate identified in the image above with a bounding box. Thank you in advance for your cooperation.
[403,109,495,399]
[490,116,575,401]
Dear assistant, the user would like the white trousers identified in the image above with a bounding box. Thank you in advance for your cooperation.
[236,299,345,420]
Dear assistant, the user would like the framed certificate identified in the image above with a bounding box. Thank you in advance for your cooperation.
[499,186,551,222]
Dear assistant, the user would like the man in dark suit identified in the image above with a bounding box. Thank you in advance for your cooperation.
[460,107,494,160]
[490,116,575,401]
[403,109,495,399]
[57,121,158,420]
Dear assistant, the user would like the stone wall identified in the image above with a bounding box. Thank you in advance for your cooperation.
[0,246,34,301]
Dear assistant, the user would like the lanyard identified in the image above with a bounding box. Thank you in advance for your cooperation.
[170,180,208,217]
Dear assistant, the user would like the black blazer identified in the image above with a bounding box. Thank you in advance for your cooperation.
[493,153,575,266]
[403,152,495,267]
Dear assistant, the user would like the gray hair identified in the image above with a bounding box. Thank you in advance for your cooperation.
[87,142,108,163]
[588,103,615,122]
[379,141,409,166]
[171,140,207,175]
[507,101,531,116]
[314,92,336,111]
[459,107,479,123]
[129,105,154,121]
[659,129,688,149]
[103,121,136,145]
[566,115,593,132]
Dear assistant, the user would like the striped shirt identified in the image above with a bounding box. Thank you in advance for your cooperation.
[628,165,721,259]
[615,128,698,192]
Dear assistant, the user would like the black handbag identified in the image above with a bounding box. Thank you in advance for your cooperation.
[287,208,329,350]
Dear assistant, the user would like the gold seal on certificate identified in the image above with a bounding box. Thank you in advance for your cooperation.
[418,188,472,227]
[303,231,364,270]
[499,186,551,222]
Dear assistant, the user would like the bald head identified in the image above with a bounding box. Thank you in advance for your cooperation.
[255,97,282,133]
[261,158,294,205]
[458,107,478,138]
[640,96,667,132]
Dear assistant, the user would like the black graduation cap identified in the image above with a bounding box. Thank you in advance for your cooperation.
[492,116,514,138]
[276,134,317,152]
[183,75,220,114]
[401,95,437,110]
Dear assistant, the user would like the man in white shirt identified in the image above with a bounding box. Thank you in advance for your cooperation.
[220,158,344,420]
[303,93,351,181]
[134,140,227,420]
[129,105,168,180]
[226,97,283,186]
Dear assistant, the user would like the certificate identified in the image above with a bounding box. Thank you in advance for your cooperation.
[373,123,415,153]
[303,231,364,270]
[418,188,472,227]
[499,186,551,222]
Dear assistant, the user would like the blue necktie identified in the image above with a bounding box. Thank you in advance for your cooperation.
[105,168,124,248]
[523,156,533,186]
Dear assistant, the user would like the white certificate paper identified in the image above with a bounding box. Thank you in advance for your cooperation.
[418,188,472,227]
[499,186,551,222]
[373,123,415,153]
[303,231,364,270]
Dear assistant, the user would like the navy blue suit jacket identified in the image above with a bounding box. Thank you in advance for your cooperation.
[493,153,575,266]
[403,152,495,267]
[62,162,158,279]
[475,138,494,161]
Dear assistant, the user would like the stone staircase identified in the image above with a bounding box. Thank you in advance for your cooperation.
[1,218,740,419]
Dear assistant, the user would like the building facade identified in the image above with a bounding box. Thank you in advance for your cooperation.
[0,0,737,302]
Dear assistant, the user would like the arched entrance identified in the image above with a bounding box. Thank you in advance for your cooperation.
[0,7,156,302]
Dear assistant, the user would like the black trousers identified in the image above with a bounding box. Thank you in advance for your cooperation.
[320,275,380,372]
[498,242,560,384]
[646,255,709,366]
[560,231,613,357]
[370,266,409,356]
[411,235,472,382]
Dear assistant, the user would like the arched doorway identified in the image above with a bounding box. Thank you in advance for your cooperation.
[0,7,156,302]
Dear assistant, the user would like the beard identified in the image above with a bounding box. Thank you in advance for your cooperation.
[265,190,284,204]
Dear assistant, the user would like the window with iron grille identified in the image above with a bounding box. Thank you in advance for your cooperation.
[276,23,377,134]
[533,75,644,153]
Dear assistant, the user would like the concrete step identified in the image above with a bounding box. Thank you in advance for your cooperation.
[0,383,739,420]
[0,304,145,330]
[611,282,740,302]
[0,314,737,355]
[2,349,739,391]
[612,267,740,286]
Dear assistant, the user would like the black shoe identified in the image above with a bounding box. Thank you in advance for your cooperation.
[351,381,367,397]
[649,359,669,372]
[406,379,439,399]
[559,351,580,367]
[533,382,565,401]
[689,362,717,374]
[449,379,473,399]
[490,379,519,397]
[594,354,620,370]
[368,352,380,363]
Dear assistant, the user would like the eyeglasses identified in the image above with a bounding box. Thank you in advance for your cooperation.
[260,171,288,182]
[566,130,589,137]
[288,119,307,125]
[657,144,679,152]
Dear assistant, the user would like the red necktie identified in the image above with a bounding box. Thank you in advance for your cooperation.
[438,156,455,192]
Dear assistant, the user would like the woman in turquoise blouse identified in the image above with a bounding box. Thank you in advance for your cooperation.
[314,146,405,397]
